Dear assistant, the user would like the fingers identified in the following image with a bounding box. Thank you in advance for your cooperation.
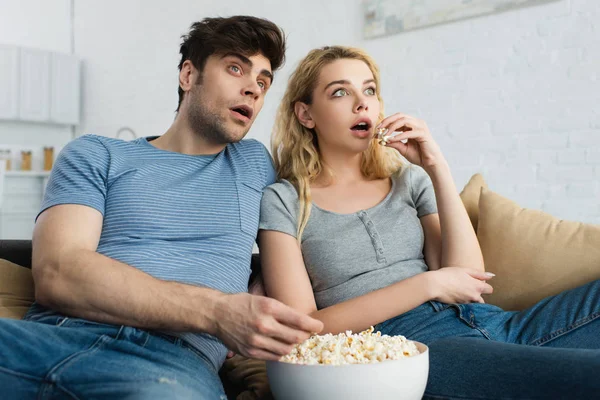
[466,270,496,281]
[251,311,312,347]
[382,122,428,147]
[377,113,418,129]
[248,333,295,358]
[380,121,418,142]
[386,130,420,144]
[384,118,419,134]
[481,282,494,295]
[268,321,313,346]
[236,298,324,362]
[271,301,324,334]
[379,114,425,134]
[241,346,287,361]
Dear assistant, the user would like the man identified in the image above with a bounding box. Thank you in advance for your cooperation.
[0,16,323,399]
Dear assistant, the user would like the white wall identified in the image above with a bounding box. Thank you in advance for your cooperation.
[70,0,599,224]
[0,0,74,146]
[0,0,76,239]
[73,0,362,140]
[0,0,72,53]
[362,0,600,224]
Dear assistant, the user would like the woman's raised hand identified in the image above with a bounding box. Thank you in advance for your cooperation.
[377,113,445,169]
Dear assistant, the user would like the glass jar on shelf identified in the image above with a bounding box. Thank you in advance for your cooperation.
[0,149,12,171]
[21,150,32,171]
[43,147,54,171]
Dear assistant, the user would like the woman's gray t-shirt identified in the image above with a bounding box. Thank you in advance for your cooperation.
[258,164,438,310]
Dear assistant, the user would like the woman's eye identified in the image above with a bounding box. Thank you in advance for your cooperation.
[365,87,376,96]
[332,88,348,97]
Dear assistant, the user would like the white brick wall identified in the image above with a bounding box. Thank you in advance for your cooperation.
[363,0,600,224]
[71,0,598,224]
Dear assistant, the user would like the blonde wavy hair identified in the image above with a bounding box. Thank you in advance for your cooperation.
[272,46,403,241]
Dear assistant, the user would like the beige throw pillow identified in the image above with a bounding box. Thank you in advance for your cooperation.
[459,173,488,232]
[477,188,600,311]
[0,259,35,319]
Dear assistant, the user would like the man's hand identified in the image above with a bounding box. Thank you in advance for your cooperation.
[213,293,323,361]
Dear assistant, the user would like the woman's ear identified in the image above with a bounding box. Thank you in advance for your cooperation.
[294,102,316,129]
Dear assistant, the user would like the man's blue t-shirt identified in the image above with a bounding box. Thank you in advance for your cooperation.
[26,134,276,369]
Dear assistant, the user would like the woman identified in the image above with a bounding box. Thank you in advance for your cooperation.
[258,46,600,399]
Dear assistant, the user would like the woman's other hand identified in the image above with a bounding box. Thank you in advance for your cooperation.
[426,267,494,304]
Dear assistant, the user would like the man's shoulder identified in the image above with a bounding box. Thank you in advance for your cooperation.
[228,139,269,157]
[65,134,133,153]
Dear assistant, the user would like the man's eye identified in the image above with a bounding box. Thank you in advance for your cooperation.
[258,81,265,89]
[230,65,241,74]
[365,87,376,96]
[332,88,348,97]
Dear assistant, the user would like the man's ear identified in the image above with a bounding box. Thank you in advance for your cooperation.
[294,102,316,129]
[179,60,196,93]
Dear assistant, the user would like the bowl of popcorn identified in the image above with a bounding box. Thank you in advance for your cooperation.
[266,327,429,400]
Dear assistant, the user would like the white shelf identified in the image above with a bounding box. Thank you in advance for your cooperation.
[5,171,51,177]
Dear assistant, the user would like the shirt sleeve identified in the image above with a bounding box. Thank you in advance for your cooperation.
[259,142,277,186]
[258,183,298,239]
[409,165,438,218]
[37,135,110,220]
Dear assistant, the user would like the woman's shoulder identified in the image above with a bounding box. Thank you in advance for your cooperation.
[391,163,429,183]
[263,179,300,204]
[390,164,433,199]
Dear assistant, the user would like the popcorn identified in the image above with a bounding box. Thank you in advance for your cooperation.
[280,327,419,366]
[375,127,409,145]
[376,127,389,146]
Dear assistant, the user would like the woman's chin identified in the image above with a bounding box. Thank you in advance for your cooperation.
[349,141,372,155]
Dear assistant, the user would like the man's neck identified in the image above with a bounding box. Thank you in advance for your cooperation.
[151,115,226,156]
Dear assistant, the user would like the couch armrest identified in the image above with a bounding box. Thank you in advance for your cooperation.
[0,240,33,269]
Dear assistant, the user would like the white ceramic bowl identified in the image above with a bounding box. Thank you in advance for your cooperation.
[266,341,429,400]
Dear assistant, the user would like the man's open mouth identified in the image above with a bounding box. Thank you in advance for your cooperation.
[231,105,253,120]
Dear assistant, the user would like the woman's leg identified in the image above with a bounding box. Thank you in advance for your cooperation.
[378,293,600,398]
[376,302,488,344]
[424,337,600,400]
[468,279,600,348]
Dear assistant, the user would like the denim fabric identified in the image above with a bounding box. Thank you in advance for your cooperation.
[0,316,227,399]
[376,279,600,399]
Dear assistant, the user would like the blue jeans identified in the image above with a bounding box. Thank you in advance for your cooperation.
[0,315,227,399]
[376,279,600,399]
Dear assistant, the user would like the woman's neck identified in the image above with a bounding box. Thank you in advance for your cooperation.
[315,149,366,187]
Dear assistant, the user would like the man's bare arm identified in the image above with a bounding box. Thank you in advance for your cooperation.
[32,204,323,360]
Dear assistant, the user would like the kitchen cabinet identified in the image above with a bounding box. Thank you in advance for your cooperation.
[0,45,80,126]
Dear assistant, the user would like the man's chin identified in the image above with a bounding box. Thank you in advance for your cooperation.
[196,122,249,145]
[224,121,251,143]
[219,128,249,145]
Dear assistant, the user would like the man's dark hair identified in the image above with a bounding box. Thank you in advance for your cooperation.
[176,16,286,112]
